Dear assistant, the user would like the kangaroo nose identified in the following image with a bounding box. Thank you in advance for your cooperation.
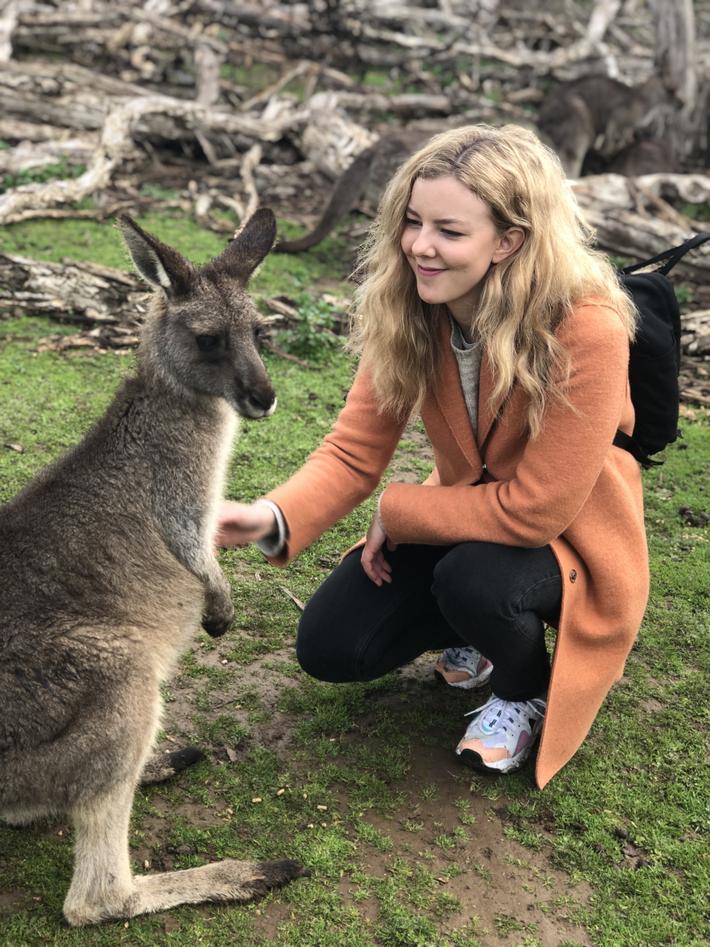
[247,389,277,418]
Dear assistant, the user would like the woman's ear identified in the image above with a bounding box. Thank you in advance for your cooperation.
[492,227,525,264]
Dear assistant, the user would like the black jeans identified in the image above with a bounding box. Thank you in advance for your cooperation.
[296,542,562,701]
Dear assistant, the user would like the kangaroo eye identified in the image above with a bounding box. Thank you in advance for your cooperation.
[195,334,221,353]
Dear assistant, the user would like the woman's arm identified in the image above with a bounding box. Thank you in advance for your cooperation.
[256,365,408,564]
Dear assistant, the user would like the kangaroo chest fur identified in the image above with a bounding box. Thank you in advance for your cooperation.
[115,376,238,583]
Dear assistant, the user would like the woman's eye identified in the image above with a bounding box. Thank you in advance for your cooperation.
[195,334,222,353]
[442,229,462,238]
[404,217,421,227]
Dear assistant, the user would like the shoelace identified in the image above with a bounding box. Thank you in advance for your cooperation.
[464,695,546,734]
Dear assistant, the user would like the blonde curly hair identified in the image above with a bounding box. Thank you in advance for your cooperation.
[350,123,636,437]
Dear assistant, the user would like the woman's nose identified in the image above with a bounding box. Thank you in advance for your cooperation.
[411,228,436,257]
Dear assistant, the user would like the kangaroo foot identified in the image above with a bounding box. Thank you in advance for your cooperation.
[127,857,309,917]
[249,859,311,898]
[139,747,206,786]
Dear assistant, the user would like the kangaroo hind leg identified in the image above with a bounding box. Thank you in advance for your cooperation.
[63,783,138,927]
[63,780,307,925]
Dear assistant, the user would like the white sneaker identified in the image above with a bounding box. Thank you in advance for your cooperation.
[456,694,546,774]
[434,646,493,690]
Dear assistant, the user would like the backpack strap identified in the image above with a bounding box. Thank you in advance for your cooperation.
[612,430,663,468]
[621,232,710,276]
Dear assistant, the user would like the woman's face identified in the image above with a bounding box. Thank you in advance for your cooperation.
[400,175,521,328]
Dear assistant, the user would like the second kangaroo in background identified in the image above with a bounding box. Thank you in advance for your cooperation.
[0,208,307,926]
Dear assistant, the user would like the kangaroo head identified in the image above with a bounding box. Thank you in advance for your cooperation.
[118,210,277,419]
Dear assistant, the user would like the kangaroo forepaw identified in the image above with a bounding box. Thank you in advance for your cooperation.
[201,601,234,638]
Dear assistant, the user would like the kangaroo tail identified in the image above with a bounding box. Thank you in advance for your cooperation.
[274,144,379,253]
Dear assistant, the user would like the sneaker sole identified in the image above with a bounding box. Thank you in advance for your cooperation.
[456,748,525,775]
[433,667,493,691]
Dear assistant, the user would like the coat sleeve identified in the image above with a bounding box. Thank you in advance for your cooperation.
[380,304,631,548]
[265,365,408,564]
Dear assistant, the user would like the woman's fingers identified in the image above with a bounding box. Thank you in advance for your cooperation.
[214,500,277,547]
[361,513,396,585]
[364,557,390,586]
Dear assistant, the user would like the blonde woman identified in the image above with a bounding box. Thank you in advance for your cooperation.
[216,125,649,786]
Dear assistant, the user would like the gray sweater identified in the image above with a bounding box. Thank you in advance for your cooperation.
[449,315,482,437]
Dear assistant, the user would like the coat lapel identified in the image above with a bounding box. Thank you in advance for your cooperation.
[477,352,496,446]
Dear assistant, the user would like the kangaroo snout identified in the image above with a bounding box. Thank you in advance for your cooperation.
[235,367,276,420]
[238,380,277,420]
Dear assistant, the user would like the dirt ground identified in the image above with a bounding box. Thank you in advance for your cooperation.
[152,640,593,947]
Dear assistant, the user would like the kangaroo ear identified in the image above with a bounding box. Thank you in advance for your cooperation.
[208,208,276,283]
[117,215,196,297]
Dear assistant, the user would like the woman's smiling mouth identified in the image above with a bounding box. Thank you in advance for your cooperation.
[416,264,446,276]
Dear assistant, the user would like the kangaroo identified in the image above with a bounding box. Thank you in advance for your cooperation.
[537,75,674,178]
[0,208,306,926]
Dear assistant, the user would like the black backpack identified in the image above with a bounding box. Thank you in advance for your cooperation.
[613,232,710,468]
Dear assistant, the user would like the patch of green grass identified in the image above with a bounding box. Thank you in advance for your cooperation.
[1,158,86,192]
[501,418,710,946]
[220,60,282,93]
[0,316,131,500]
[679,202,710,222]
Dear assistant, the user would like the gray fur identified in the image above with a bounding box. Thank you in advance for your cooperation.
[0,209,306,925]
[537,75,675,178]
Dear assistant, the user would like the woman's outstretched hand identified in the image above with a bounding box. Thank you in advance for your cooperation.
[361,513,397,586]
[214,500,276,548]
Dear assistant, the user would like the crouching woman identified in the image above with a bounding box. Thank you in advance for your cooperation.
[216,124,648,788]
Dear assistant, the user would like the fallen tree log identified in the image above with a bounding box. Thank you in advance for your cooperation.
[571,174,710,291]
[0,80,308,224]
[0,253,147,326]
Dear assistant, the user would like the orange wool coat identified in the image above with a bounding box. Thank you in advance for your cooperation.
[266,301,649,788]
